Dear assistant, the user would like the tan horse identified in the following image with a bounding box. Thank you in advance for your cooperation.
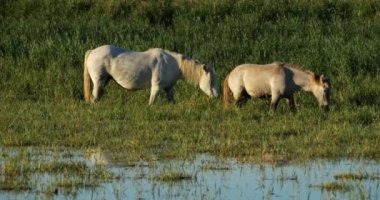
[223,62,331,111]
[84,45,220,105]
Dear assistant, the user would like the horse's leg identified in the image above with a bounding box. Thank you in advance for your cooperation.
[91,79,101,103]
[165,87,175,103]
[286,95,295,111]
[270,93,281,111]
[232,87,245,107]
[236,89,250,107]
[91,76,108,103]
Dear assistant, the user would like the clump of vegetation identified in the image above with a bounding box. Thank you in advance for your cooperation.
[0,179,31,191]
[334,173,369,180]
[334,172,380,180]
[200,163,230,171]
[311,182,351,192]
[153,172,193,182]
[36,162,88,174]
[200,160,230,170]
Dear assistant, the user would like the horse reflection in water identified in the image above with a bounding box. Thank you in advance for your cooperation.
[85,148,109,166]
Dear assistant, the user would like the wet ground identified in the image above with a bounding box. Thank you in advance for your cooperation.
[1,147,379,200]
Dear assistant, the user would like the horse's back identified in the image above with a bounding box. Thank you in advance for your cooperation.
[86,45,182,90]
[231,63,283,82]
[89,45,129,59]
[86,45,129,70]
[229,63,285,97]
[110,48,159,89]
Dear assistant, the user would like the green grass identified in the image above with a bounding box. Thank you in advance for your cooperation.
[0,0,380,162]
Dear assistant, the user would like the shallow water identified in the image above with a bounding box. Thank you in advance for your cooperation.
[1,148,379,200]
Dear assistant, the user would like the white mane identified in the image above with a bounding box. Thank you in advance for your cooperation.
[179,57,204,84]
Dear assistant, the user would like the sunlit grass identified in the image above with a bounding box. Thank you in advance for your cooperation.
[0,95,379,161]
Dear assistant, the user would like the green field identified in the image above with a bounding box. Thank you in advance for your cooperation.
[1,0,380,162]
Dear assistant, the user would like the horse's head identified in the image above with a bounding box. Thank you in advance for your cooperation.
[311,74,331,110]
[199,64,220,98]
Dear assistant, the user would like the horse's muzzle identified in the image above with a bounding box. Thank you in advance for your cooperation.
[322,105,330,112]
[211,90,220,98]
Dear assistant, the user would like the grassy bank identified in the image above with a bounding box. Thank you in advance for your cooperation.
[1,0,380,161]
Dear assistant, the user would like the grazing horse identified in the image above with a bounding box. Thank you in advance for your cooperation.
[83,45,220,105]
[223,62,331,111]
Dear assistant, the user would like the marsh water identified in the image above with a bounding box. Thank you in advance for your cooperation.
[1,148,379,200]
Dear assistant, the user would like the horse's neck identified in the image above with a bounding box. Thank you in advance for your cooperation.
[164,51,202,85]
[163,51,198,83]
[179,59,202,85]
[288,67,313,92]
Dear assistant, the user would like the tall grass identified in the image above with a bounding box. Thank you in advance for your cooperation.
[1,0,379,161]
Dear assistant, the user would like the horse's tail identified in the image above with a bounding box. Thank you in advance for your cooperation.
[223,73,232,108]
[83,50,92,102]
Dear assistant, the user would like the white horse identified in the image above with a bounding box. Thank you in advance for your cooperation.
[223,62,331,111]
[83,45,220,105]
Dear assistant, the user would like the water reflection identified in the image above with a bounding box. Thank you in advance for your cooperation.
[0,148,379,200]
[85,148,109,166]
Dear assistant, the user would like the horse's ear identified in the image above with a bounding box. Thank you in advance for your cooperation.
[203,64,209,72]
[182,54,191,60]
[311,73,318,82]
[320,74,329,83]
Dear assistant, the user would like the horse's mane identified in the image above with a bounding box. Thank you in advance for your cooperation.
[277,62,315,75]
[180,57,204,84]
